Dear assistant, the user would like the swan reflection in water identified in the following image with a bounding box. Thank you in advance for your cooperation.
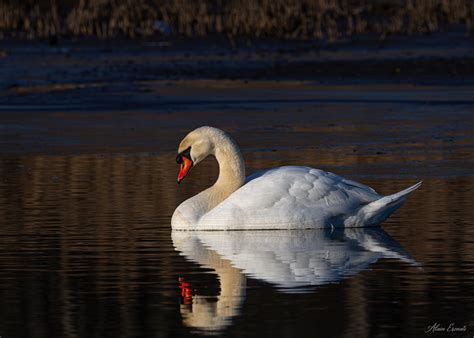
[172,227,419,332]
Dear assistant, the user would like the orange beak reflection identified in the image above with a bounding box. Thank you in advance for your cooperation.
[177,156,193,183]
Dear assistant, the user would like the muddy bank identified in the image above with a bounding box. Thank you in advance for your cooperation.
[1,33,474,112]
[1,33,474,93]
[0,33,472,174]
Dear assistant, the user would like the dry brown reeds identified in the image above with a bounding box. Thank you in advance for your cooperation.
[0,0,473,41]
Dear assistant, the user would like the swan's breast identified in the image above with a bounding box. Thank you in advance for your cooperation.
[172,190,212,229]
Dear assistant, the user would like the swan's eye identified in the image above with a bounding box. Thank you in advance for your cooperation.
[176,147,192,164]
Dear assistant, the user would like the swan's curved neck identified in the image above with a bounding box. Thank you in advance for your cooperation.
[207,133,245,209]
[171,128,246,228]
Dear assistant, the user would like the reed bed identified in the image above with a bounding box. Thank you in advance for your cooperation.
[0,0,473,41]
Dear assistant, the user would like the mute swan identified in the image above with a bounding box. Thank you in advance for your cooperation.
[171,126,421,230]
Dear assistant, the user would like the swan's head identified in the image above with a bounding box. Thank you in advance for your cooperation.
[176,126,217,183]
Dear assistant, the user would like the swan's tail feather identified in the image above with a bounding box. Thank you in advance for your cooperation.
[384,181,423,202]
[345,181,422,227]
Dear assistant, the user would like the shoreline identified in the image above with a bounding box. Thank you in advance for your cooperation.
[1,33,474,93]
[0,32,472,165]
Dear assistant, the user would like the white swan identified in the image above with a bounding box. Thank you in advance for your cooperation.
[171,126,421,230]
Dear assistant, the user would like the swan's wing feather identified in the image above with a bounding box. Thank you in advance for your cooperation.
[199,166,381,229]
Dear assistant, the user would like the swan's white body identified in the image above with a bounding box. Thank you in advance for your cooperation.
[172,126,421,230]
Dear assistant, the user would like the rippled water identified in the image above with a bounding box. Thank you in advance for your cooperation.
[1,82,474,337]
[1,153,473,337]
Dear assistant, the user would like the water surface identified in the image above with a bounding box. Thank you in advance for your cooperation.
[0,81,473,337]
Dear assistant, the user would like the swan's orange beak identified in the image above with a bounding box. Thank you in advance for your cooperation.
[177,156,193,183]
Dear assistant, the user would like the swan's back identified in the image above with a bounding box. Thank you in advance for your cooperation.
[198,166,381,230]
